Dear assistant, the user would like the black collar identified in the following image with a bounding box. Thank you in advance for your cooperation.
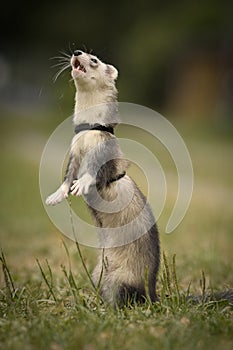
[75,123,114,135]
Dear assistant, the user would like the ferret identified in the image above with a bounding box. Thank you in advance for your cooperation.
[46,50,160,305]
[46,50,233,307]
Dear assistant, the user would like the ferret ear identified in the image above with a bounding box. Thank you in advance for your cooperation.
[106,65,118,81]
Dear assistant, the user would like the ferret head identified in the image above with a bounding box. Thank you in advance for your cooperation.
[71,50,118,91]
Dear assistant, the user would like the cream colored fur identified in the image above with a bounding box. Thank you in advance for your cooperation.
[46,51,160,306]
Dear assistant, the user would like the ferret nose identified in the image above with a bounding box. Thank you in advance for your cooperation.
[73,50,82,56]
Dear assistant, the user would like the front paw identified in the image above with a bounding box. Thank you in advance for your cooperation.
[70,174,95,196]
[46,185,68,206]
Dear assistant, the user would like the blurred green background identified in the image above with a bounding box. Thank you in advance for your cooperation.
[0,0,232,289]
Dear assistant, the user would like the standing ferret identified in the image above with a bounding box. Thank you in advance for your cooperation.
[46,50,160,306]
[46,50,233,307]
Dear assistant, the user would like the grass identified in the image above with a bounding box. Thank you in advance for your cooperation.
[1,249,232,350]
[0,108,233,349]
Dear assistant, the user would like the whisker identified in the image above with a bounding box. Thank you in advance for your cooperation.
[51,62,70,69]
[50,49,72,83]
[59,50,71,59]
[68,42,75,55]
[53,63,71,83]
[50,56,70,62]
[82,44,87,53]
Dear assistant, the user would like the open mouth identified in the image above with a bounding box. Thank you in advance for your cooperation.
[73,58,86,73]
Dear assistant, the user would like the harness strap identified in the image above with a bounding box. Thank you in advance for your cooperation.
[107,171,126,184]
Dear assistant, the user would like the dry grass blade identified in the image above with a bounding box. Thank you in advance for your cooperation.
[200,270,206,303]
[163,251,172,296]
[0,249,15,299]
[68,198,97,291]
[172,254,180,300]
[36,259,57,302]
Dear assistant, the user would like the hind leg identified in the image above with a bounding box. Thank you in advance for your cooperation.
[92,267,147,306]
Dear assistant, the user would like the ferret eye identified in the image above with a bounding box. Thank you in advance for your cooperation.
[90,58,98,64]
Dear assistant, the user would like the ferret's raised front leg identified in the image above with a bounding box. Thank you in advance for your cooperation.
[46,182,70,206]
[71,173,95,196]
[46,153,78,206]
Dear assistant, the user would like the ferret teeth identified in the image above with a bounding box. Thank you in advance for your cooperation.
[72,61,86,73]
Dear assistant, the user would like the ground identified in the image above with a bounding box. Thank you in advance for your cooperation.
[0,109,232,350]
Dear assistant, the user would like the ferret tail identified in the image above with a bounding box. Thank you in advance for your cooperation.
[187,289,233,305]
